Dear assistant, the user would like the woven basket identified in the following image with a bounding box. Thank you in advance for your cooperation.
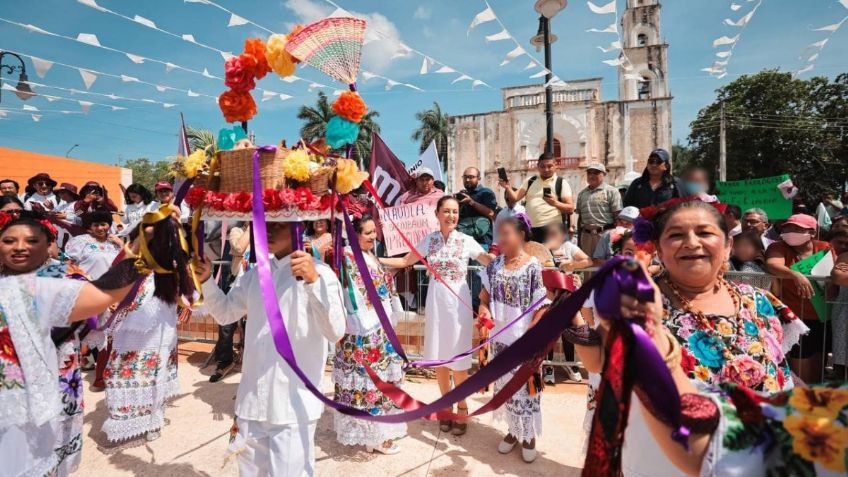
[217,148,286,193]
[307,167,334,195]
[192,172,219,191]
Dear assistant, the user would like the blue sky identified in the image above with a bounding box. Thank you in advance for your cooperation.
[0,0,846,170]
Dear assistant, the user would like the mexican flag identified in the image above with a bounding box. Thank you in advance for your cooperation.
[789,249,834,322]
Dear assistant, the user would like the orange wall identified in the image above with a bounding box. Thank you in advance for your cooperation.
[0,147,129,211]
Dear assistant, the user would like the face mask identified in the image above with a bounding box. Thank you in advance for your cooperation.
[781,232,811,247]
[683,181,706,195]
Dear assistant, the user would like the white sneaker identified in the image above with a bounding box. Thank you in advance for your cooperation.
[543,367,555,384]
[366,442,400,455]
[521,445,538,463]
[564,365,582,383]
[498,436,518,454]
[145,430,160,442]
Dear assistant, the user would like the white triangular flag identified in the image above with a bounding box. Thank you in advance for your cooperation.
[76,33,101,46]
[544,75,562,87]
[485,29,511,42]
[587,1,616,15]
[111,105,127,111]
[603,58,625,66]
[452,74,472,84]
[841,0,848,10]
[31,114,41,122]
[701,66,724,74]
[403,83,423,91]
[77,0,107,11]
[162,103,176,108]
[133,15,156,29]
[713,34,740,47]
[126,53,145,64]
[435,65,456,74]
[0,111,6,117]
[587,23,617,33]
[182,34,196,43]
[79,69,98,89]
[278,94,293,101]
[390,43,412,59]
[500,46,526,66]
[806,53,819,62]
[808,39,829,50]
[332,90,344,96]
[795,64,814,76]
[165,62,178,72]
[471,80,487,89]
[155,85,168,92]
[23,24,51,35]
[813,17,847,32]
[361,71,376,80]
[468,6,496,36]
[120,75,139,83]
[78,100,93,114]
[524,60,537,70]
[221,51,235,61]
[385,79,400,91]
[187,89,199,97]
[106,93,119,100]
[715,50,732,58]
[31,57,53,78]
[308,82,322,91]
[724,9,756,27]
[140,99,156,103]
[420,57,435,75]
[730,3,742,11]
[44,95,60,102]
[282,75,298,83]
[228,13,249,27]
[202,68,214,78]
[623,73,643,80]
[1,83,15,92]
[22,104,39,111]
[597,41,621,53]
[261,90,277,102]
[529,68,550,78]
[716,72,728,79]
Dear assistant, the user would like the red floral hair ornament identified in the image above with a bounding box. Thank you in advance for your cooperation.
[0,213,12,234]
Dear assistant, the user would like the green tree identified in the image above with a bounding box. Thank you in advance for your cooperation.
[671,141,696,175]
[186,126,216,155]
[119,157,171,191]
[686,70,847,206]
[297,91,381,169]
[411,102,451,171]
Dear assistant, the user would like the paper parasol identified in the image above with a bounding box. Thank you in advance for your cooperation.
[284,16,366,85]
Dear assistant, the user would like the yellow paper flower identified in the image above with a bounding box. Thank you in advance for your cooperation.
[183,150,207,179]
[265,33,296,77]
[283,148,311,182]
[784,415,848,472]
[789,387,848,419]
[335,158,368,194]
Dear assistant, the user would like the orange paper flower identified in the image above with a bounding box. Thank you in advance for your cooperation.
[243,38,271,79]
[332,91,368,123]
[218,89,256,123]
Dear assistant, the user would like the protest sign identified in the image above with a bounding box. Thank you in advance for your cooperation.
[378,202,439,256]
[716,174,793,220]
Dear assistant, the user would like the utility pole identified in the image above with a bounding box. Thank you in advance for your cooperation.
[719,102,726,182]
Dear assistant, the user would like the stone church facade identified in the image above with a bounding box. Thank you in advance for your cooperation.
[448,0,672,199]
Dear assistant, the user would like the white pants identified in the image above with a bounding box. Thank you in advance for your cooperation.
[232,418,318,477]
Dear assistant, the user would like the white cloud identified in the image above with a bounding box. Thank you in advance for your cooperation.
[413,6,431,20]
[283,0,411,74]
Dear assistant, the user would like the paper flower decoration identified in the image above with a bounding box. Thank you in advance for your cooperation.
[326,116,360,149]
[332,91,367,123]
[217,125,248,151]
[282,148,312,182]
[265,33,297,77]
[224,56,256,92]
[183,149,207,179]
[243,38,271,79]
[218,90,257,123]
[335,158,368,194]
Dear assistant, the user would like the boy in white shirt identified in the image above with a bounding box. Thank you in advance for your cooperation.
[196,221,345,477]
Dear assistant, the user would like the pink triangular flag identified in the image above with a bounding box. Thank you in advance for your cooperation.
[79,69,98,89]
[78,100,93,114]
[31,57,53,78]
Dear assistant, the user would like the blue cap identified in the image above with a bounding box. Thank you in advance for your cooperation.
[649,148,670,163]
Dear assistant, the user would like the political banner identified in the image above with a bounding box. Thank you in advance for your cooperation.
[378,202,439,256]
[407,140,444,182]
[369,132,413,206]
[716,174,793,220]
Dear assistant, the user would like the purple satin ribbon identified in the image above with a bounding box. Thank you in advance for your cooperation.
[594,260,689,449]
[173,177,193,206]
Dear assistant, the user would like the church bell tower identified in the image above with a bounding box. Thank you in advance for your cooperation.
[619,0,669,101]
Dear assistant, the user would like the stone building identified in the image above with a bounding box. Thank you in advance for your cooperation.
[448,0,672,199]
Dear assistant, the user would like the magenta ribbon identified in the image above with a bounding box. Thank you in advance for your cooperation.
[594,260,689,449]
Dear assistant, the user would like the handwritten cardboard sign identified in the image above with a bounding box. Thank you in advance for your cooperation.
[378,203,439,256]
[716,174,793,220]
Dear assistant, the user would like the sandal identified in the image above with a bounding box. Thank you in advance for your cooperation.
[451,405,469,436]
[439,419,452,432]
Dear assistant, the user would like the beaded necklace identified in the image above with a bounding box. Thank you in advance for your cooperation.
[663,276,768,364]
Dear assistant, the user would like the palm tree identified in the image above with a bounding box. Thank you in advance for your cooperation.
[186,126,216,156]
[411,102,451,171]
[297,91,381,170]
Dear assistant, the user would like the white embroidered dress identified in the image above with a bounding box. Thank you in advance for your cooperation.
[0,275,84,477]
[414,230,485,371]
[101,274,179,441]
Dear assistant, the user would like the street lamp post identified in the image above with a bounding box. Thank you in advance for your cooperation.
[0,51,35,103]
[66,144,79,158]
[530,0,566,157]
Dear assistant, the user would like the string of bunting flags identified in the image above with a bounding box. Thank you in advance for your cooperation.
[467,1,566,87]
[703,0,763,79]
[585,1,632,71]
[0,77,176,110]
[794,0,848,77]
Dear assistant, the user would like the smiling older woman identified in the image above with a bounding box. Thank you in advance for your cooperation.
[574,199,807,476]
